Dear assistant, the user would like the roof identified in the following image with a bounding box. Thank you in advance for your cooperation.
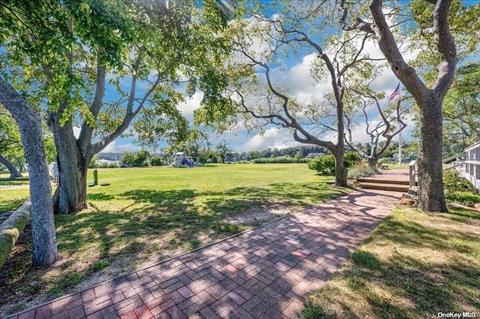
[465,141,480,152]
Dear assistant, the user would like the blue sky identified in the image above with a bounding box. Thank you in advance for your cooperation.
[93,2,416,154]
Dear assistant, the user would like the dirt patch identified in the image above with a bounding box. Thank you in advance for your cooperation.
[223,204,292,226]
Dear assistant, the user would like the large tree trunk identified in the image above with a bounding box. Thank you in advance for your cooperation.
[417,97,447,212]
[48,114,89,214]
[0,77,57,267]
[0,154,23,178]
[334,149,348,187]
[335,95,347,187]
[367,157,379,172]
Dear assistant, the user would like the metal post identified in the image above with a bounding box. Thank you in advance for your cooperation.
[93,169,98,186]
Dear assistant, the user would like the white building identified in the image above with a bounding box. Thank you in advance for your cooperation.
[463,141,480,190]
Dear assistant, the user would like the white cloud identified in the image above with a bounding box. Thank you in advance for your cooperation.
[178,91,203,120]
[100,139,141,153]
[242,127,301,151]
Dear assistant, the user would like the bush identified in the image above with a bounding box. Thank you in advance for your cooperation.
[96,161,120,168]
[308,152,362,175]
[121,151,151,167]
[308,154,336,175]
[150,156,164,166]
[344,152,362,167]
[252,156,310,164]
[88,156,99,168]
[444,169,477,193]
[348,162,376,179]
[445,191,480,207]
[443,169,479,206]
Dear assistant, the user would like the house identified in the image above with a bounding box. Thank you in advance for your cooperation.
[462,141,480,190]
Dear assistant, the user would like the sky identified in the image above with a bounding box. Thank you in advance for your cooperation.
[94,2,417,154]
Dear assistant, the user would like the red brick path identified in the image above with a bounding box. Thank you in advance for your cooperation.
[8,190,401,319]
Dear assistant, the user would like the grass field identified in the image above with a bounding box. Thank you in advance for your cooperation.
[0,164,346,315]
[301,206,480,319]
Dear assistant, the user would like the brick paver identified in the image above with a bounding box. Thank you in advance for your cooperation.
[8,189,401,319]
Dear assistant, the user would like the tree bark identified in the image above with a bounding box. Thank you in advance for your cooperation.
[0,200,31,269]
[0,154,23,178]
[48,114,89,214]
[417,96,447,211]
[334,148,348,187]
[367,0,455,212]
[367,157,379,171]
[0,77,57,267]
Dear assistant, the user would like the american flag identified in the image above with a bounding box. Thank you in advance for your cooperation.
[389,82,401,101]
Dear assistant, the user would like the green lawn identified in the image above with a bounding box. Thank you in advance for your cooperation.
[384,163,410,170]
[301,206,480,319]
[0,175,30,211]
[0,164,346,315]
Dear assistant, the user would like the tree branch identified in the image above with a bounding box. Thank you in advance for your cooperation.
[369,0,429,101]
[431,0,457,97]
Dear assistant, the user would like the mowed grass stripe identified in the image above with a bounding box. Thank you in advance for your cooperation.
[0,163,346,316]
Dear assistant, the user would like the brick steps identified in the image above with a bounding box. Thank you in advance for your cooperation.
[358,182,410,193]
[357,171,412,193]
[357,177,410,185]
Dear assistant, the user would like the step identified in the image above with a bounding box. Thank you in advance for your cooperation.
[358,182,410,193]
[357,177,410,185]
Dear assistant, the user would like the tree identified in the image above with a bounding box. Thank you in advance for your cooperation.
[443,63,480,155]
[0,108,56,178]
[214,3,381,186]
[340,0,466,211]
[167,129,209,161]
[0,0,79,265]
[2,1,232,214]
[120,150,151,168]
[216,141,231,163]
[0,109,23,178]
[0,79,57,267]
[344,88,410,170]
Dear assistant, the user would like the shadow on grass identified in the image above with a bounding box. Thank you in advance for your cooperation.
[3,187,397,318]
[0,198,25,213]
[1,181,348,315]
[0,177,29,185]
[301,207,480,319]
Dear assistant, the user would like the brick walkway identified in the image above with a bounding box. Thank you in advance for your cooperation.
[9,190,401,319]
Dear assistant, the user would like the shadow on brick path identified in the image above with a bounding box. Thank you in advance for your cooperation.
[7,190,401,319]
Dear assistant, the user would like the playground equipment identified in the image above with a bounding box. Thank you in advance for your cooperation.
[170,152,196,168]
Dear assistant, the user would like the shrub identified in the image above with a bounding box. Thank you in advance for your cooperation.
[444,169,477,193]
[308,154,336,175]
[445,191,480,207]
[348,162,376,179]
[88,156,99,168]
[443,169,479,206]
[121,151,151,167]
[344,152,362,167]
[308,152,362,175]
[252,156,310,164]
[150,156,164,166]
[96,161,120,168]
